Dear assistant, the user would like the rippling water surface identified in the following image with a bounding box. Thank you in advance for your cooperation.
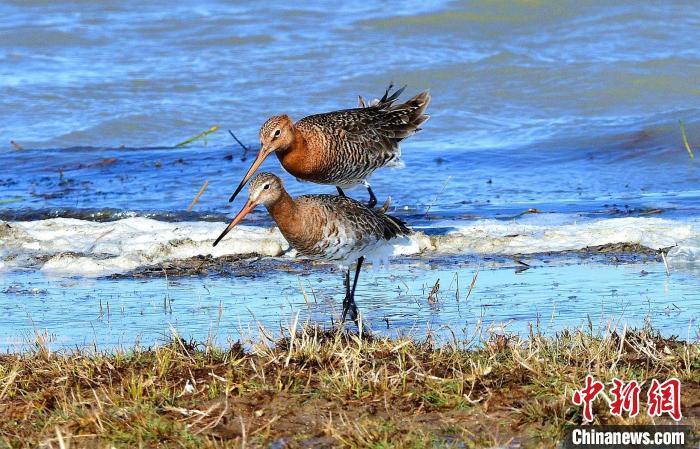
[2,0,700,348]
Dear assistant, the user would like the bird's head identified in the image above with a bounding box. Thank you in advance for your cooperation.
[259,115,295,153]
[247,172,284,207]
[214,172,284,246]
[227,115,294,203]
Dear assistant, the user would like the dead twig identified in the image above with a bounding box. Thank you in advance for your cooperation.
[661,251,670,276]
[464,266,480,302]
[229,129,252,161]
[424,176,451,219]
[187,180,209,212]
[427,279,440,306]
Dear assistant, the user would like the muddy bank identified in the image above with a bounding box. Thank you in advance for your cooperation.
[0,325,697,448]
[108,254,315,279]
[105,242,666,279]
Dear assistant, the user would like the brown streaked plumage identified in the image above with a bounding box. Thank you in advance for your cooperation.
[214,172,411,323]
[228,85,431,207]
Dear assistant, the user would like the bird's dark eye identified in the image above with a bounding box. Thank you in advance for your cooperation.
[273,129,281,138]
[263,184,270,190]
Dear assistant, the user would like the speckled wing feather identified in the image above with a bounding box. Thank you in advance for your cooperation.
[295,87,431,184]
[301,194,410,239]
[293,194,411,262]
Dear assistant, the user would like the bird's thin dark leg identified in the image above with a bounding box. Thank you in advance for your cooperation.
[366,185,378,208]
[346,256,364,324]
[341,268,351,322]
[336,186,346,197]
[351,257,364,298]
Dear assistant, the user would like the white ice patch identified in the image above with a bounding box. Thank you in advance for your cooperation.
[394,233,432,256]
[667,237,700,265]
[432,217,698,256]
[665,238,700,277]
[2,216,699,277]
[1,217,287,277]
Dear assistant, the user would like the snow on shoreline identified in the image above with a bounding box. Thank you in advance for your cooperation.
[1,216,698,277]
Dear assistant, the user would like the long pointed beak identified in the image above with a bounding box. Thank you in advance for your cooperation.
[213,199,258,246]
[229,147,272,203]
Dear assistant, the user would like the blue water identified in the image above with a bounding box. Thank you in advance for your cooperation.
[2,257,698,350]
[2,0,700,348]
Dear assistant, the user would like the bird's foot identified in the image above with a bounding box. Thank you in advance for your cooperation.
[363,181,378,208]
[341,297,359,325]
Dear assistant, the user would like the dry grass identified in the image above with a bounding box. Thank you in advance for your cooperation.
[0,323,698,448]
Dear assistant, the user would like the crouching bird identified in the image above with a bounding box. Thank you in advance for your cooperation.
[227,85,430,208]
[214,172,411,323]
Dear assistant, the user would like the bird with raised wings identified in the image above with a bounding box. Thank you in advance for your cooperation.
[227,85,430,208]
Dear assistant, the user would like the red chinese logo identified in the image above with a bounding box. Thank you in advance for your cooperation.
[572,375,605,422]
[609,378,641,417]
[647,378,682,421]
[572,376,682,422]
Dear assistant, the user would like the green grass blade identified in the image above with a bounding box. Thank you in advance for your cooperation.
[0,196,23,205]
[679,121,695,159]
[175,125,219,147]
